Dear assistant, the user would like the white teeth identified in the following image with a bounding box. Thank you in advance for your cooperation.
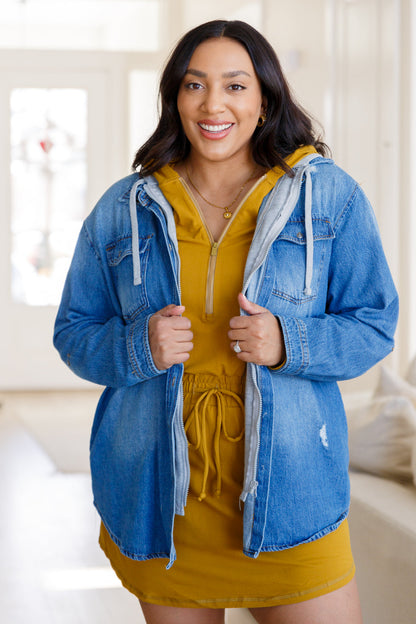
[199,123,232,132]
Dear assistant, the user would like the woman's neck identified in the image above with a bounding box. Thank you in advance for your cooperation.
[177,154,262,197]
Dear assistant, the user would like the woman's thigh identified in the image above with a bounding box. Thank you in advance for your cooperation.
[139,601,225,624]
[248,578,363,624]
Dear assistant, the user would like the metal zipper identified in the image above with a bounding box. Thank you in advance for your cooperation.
[206,242,219,315]
[240,365,262,503]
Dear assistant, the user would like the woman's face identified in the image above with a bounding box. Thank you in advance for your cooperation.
[177,37,265,166]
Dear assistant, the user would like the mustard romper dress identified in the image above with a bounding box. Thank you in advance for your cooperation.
[99,147,356,608]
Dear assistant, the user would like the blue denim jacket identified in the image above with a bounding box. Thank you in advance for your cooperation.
[54,156,398,567]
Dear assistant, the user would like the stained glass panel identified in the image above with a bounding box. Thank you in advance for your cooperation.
[10,88,87,305]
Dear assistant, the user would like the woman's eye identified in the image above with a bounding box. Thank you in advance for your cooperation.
[185,82,203,90]
[228,84,246,91]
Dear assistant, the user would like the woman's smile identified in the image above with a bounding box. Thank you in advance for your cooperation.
[197,120,234,139]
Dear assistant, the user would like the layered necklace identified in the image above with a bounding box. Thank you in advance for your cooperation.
[186,166,259,219]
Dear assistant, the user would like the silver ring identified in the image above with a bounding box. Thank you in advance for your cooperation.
[233,340,242,353]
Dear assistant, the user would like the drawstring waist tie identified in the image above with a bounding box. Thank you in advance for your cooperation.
[183,374,245,502]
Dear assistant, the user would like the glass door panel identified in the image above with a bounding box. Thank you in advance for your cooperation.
[10,88,87,306]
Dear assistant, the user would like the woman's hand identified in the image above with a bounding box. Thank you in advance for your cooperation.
[228,293,285,367]
[148,304,193,370]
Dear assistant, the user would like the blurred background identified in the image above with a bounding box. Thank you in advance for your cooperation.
[0,1,414,622]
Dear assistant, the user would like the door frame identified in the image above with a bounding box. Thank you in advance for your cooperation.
[0,50,137,389]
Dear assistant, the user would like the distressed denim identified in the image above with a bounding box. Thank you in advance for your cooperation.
[54,157,398,566]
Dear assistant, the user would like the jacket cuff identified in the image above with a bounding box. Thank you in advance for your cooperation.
[268,317,287,370]
[269,357,287,371]
[127,314,165,381]
[272,316,309,375]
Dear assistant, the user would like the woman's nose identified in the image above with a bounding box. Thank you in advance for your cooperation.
[201,87,225,113]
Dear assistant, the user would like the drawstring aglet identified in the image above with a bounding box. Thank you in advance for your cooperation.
[198,492,207,502]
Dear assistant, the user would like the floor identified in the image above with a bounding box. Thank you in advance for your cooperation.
[0,390,254,624]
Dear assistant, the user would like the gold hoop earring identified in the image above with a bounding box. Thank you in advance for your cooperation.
[257,114,266,127]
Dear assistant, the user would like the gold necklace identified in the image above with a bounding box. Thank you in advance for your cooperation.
[186,166,258,219]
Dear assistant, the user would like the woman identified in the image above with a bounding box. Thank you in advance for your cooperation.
[54,19,398,624]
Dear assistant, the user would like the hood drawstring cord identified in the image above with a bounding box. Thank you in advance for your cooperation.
[303,168,314,296]
[129,179,142,286]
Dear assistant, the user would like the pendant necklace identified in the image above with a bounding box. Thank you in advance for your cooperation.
[186,166,258,219]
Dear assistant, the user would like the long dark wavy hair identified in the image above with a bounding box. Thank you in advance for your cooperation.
[132,20,329,176]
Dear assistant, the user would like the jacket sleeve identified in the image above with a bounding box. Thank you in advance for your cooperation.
[53,223,163,388]
[275,185,399,381]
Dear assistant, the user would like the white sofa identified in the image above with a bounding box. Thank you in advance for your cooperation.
[349,471,416,624]
[344,362,416,624]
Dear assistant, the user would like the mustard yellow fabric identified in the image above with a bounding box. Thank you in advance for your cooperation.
[99,147,356,607]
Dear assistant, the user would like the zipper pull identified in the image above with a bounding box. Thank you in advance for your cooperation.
[211,242,219,257]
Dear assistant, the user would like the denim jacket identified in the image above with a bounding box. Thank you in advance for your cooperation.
[54,155,398,567]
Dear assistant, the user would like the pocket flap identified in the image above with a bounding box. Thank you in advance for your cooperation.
[106,235,151,266]
[278,218,334,244]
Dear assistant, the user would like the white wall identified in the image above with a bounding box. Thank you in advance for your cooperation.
[263,0,330,132]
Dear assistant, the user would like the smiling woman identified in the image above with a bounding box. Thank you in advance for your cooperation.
[176,38,264,174]
[54,18,398,624]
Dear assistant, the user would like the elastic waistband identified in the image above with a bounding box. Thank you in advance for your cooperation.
[183,373,244,395]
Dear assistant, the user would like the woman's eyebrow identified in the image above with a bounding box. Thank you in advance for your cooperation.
[185,68,251,78]
[222,70,251,78]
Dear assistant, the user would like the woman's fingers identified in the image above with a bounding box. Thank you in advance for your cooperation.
[148,305,193,370]
[228,294,285,366]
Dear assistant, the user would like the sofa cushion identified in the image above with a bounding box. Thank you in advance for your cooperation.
[375,365,416,405]
[412,436,416,487]
[406,355,416,387]
[347,395,416,482]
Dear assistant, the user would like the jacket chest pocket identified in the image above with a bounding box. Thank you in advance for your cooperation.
[268,217,335,307]
[106,235,152,320]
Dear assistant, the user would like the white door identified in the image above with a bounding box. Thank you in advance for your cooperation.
[0,52,126,389]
